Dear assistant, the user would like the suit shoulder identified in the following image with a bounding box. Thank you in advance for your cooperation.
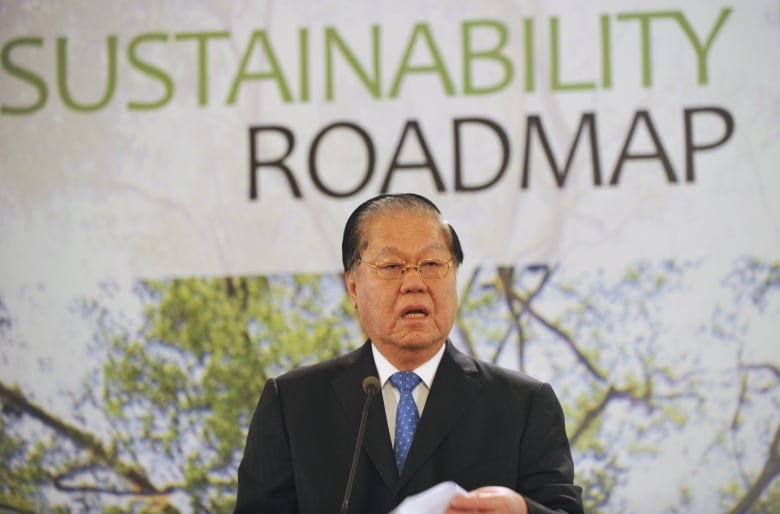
[448,342,544,390]
[273,344,364,388]
[467,360,566,419]
[471,358,548,392]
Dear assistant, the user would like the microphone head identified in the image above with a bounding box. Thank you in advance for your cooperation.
[362,376,381,395]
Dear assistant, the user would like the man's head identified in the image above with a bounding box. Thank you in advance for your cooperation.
[342,194,464,369]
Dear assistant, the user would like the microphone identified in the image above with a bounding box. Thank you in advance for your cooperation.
[340,376,381,514]
[362,375,381,396]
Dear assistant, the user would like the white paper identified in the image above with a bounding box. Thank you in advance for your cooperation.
[389,481,467,514]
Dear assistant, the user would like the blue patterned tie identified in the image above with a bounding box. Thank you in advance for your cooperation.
[390,371,422,474]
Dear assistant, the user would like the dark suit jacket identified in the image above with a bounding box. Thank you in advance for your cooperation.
[234,341,583,514]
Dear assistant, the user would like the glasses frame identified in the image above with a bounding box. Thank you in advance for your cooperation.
[358,257,454,280]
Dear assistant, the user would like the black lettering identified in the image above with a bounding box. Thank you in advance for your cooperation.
[381,120,446,192]
[684,106,734,182]
[609,110,676,185]
[522,113,602,189]
[454,117,509,191]
[309,122,375,198]
[248,126,301,199]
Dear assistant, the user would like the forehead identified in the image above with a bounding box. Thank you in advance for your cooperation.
[361,213,449,255]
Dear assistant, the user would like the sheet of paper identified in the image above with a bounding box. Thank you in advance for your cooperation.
[389,481,467,514]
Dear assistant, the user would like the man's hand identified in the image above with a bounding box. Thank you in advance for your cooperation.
[445,486,528,514]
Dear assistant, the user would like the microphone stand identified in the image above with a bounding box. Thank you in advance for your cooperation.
[340,377,380,514]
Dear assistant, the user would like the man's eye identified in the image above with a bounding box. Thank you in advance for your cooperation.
[379,262,404,271]
[421,260,443,269]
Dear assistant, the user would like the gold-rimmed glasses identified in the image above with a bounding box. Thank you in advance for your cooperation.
[358,257,453,280]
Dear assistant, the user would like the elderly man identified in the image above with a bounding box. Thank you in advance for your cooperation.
[234,193,583,514]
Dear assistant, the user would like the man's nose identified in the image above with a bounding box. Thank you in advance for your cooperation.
[400,266,427,293]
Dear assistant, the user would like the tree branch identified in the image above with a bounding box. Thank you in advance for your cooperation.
[725,422,780,514]
[455,266,481,357]
[0,500,38,514]
[0,381,179,498]
[496,265,608,381]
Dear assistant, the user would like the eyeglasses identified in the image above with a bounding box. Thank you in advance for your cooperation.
[358,257,453,280]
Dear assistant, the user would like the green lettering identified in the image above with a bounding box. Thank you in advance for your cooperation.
[389,23,455,98]
[299,28,310,102]
[617,11,676,88]
[618,9,731,87]
[175,31,229,106]
[57,35,117,112]
[461,20,512,95]
[127,33,173,110]
[600,15,612,89]
[524,18,534,92]
[673,8,731,85]
[1,37,48,115]
[227,30,292,104]
[325,25,381,101]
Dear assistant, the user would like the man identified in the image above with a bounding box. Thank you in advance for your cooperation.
[234,193,583,514]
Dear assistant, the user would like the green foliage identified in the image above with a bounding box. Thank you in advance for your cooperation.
[1,273,356,513]
[0,416,45,513]
[748,485,780,514]
[98,274,355,512]
[577,455,622,514]
[452,260,778,513]
[1,258,777,513]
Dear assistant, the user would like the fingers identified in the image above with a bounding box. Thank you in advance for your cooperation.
[446,487,527,514]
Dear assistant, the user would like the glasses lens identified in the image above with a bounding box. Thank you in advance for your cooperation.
[375,261,405,279]
[419,259,449,279]
[366,258,451,279]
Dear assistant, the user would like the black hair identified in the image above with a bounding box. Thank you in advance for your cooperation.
[341,193,464,272]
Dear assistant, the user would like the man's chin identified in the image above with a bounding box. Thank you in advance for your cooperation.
[396,335,444,352]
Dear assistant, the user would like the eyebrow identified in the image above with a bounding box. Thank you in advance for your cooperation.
[372,243,448,259]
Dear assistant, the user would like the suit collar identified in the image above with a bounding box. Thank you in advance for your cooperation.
[331,342,398,489]
[330,341,483,492]
[396,341,482,487]
[371,341,446,390]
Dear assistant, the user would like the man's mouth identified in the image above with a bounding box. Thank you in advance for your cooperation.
[401,307,429,319]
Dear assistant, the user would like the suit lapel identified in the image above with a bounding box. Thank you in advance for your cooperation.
[331,342,398,490]
[397,342,482,486]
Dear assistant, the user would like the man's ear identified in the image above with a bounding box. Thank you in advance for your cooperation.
[345,270,358,307]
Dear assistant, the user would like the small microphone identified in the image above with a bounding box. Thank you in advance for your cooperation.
[362,376,381,396]
[340,376,380,514]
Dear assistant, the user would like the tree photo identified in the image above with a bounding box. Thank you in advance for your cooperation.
[1,258,777,513]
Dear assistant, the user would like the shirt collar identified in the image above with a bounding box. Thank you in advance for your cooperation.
[371,341,446,390]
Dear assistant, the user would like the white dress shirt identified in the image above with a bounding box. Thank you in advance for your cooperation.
[371,342,446,447]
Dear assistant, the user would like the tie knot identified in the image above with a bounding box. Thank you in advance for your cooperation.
[390,371,421,392]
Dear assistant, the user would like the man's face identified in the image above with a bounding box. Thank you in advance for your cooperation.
[345,213,458,368]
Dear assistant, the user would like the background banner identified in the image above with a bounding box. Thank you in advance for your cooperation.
[1,1,778,513]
